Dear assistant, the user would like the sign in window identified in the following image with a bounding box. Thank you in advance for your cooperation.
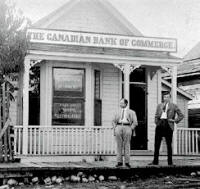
[52,68,85,125]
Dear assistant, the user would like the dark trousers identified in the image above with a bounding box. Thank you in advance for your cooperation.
[153,119,173,164]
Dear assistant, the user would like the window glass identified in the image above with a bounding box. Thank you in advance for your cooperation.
[52,68,85,125]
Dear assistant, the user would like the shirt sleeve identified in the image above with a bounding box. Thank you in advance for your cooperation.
[131,111,138,128]
[174,104,184,124]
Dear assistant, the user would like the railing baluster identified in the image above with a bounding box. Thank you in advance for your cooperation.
[188,130,191,154]
[14,127,17,155]
[67,128,70,154]
[20,128,22,155]
[77,128,80,154]
[95,128,98,154]
[75,128,78,154]
[99,129,102,155]
[29,128,32,155]
[191,131,194,154]
[181,130,183,155]
[78,128,81,154]
[59,128,62,155]
[103,128,106,154]
[42,128,44,155]
[75,127,77,154]
[178,129,180,154]
[33,128,36,155]
[62,128,66,155]
[90,128,92,154]
[196,131,199,154]
[84,128,86,154]
[38,128,41,155]
[51,128,54,155]
[71,128,74,154]
[55,127,57,154]
[111,128,114,154]
[186,131,188,154]
[46,128,49,155]
[14,126,124,156]
[182,130,184,154]
[182,130,184,155]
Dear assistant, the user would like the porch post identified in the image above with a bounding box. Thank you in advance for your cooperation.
[172,65,178,155]
[124,64,130,108]
[22,57,30,155]
[85,63,93,126]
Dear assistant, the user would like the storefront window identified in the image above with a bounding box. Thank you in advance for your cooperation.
[52,68,85,125]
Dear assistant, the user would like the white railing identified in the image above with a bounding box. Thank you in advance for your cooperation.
[177,127,200,155]
[14,126,116,156]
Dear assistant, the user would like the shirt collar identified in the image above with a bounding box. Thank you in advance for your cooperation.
[122,107,128,111]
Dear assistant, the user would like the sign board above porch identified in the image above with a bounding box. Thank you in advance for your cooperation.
[28,28,177,53]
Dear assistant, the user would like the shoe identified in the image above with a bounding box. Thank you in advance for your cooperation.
[125,163,131,168]
[115,162,123,168]
[148,162,158,166]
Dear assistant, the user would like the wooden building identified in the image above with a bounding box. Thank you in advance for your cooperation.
[175,42,200,128]
[13,0,187,161]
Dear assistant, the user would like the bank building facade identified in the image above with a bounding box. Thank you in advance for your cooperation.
[13,0,192,162]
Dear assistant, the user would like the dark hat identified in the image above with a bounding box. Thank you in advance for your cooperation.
[162,90,171,96]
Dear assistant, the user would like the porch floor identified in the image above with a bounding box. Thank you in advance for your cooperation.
[1,156,200,179]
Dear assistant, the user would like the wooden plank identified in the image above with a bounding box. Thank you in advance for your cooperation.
[0,86,2,161]
[2,83,8,162]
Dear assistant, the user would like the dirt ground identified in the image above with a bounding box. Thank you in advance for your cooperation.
[15,175,200,189]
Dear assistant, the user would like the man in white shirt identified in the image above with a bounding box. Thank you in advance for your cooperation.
[112,98,138,168]
[149,91,184,166]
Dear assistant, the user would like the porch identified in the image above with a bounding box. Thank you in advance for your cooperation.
[2,156,200,184]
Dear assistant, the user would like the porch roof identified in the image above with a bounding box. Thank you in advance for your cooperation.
[28,43,181,63]
[162,79,193,100]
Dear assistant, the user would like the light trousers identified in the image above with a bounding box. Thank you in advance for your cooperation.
[115,126,132,163]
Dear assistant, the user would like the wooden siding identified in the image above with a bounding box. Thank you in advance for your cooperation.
[34,0,142,36]
[46,0,134,35]
[101,64,120,126]
[177,95,188,128]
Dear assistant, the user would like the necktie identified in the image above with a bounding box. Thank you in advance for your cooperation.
[163,103,167,112]
[121,109,125,120]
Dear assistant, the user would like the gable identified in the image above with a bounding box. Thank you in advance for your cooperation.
[33,0,142,36]
[184,41,200,61]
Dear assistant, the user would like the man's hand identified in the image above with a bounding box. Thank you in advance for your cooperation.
[168,119,175,122]
[131,125,136,130]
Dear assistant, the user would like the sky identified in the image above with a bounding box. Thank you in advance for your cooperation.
[14,0,200,58]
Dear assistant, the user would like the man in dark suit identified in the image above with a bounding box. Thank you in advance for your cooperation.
[112,98,138,168]
[150,91,184,166]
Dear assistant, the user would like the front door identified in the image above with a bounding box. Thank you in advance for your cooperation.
[130,84,147,150]
[129,68,147,150]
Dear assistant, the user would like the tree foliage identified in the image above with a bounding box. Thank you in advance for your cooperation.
[0,0,31,76]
